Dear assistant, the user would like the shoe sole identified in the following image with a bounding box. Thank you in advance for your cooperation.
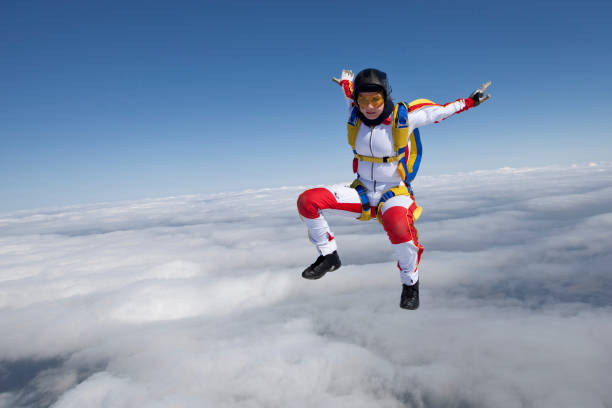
[301,265,339,280]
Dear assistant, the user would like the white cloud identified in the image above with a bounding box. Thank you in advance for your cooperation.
[1,163,611,407]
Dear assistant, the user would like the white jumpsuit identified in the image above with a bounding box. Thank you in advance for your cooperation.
[297,95,473,285]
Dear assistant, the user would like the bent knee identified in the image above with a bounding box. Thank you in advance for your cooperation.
[297,188,333,219]
[381,206,418,244]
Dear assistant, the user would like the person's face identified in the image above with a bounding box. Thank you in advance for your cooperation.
[357,92,385,120]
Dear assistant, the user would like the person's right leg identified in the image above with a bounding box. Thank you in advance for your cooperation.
[297,184,363,279]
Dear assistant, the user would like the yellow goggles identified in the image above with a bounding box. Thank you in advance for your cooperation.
[357,93,385,107]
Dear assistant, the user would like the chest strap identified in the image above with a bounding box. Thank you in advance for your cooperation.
[353,152,404,163]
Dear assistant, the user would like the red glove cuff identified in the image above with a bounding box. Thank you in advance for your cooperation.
[457,97,475,113]
[340,80,353,99]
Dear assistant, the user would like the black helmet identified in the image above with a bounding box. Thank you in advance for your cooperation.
[353,68,390,102]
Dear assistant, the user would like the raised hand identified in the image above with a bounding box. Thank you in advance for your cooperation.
[332,69,354,99]
[469,81,492,106]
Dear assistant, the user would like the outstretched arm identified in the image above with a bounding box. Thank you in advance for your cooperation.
[407,82,491,133]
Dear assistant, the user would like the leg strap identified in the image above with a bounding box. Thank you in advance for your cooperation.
[349,179,372,221]
[349,180,423,224]
[376,185,423,224]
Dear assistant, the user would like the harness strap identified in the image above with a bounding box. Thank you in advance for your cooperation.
[353,152,404,163]
[349,180,423,224]
[349,179,372,221]
[375,185,423,224]
[348,101,428,186]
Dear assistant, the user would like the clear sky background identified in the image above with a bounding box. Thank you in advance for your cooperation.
[1,0,611,212]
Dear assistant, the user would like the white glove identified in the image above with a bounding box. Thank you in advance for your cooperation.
[332,69,353,85]
[332,69,355,100]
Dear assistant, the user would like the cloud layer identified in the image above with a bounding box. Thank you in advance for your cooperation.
[1,163,612,407]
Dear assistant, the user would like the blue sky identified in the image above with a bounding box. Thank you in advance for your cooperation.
[1,0,611,212]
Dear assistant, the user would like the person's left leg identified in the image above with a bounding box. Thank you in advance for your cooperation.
[379,194,423,309]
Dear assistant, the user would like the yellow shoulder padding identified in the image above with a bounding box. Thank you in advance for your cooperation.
[392,102,409,153]
[408,98,436,109]
[347,118,360,150]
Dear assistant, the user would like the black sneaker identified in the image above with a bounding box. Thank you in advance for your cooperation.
[400,281,419,310]
[302,251,341,280]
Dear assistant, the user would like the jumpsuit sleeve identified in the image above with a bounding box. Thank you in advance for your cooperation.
[407,98,475,134]
[346,97,356,115]
[339,79,356,115]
